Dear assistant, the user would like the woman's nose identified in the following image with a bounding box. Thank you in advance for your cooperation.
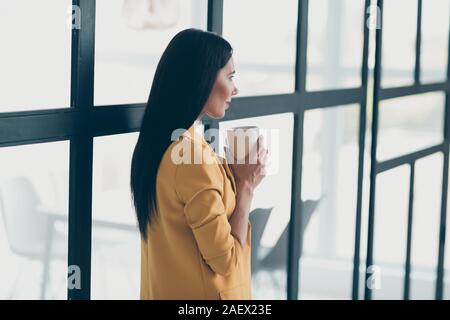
[232,87,239,96]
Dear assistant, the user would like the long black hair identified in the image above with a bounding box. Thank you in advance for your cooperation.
[130,28,233,239]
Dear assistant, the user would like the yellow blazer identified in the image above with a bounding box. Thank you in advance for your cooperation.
[140,124,252,300]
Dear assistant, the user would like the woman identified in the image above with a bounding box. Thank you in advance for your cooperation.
[130,28,267,300]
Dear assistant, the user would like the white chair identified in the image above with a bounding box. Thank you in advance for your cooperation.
[0,176,66,299]
[0,176,138,299]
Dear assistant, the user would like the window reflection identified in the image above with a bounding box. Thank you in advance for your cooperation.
[0,142,69,299]
[91,133,140,299]
[373,165,410,300]
[421,0,450,83]
[381,0,417,87]
[0,0,72,111]
[300,104,361,299]
[306,0,364,91]
[377,92,445,161]
[94,0,208,106]
[219,113,294,299]
[410,153,443,300]
[223,0,297,96]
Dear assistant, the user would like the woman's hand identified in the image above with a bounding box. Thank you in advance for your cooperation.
[226,135,268,247]
[225,135,269,194]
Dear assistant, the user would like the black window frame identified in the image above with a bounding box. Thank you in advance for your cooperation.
[0,0,449,300]
[364,0,450,300]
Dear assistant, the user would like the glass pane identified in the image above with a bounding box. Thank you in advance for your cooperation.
[372,165,410,300]
[0,0,72,112]
[306,0,364,91]
[91,133,140,299]
[377,92,445,161]
[410,153,443,300]
[222,0,297,96]
[299,104,360,299]
[357,114,372,300]
[94,0,208,106]
[421,0,450,83]
[381,0,417,87]
[219,113,294,299]
[0,141,69,299]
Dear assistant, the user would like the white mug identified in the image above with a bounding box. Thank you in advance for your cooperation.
[226,126,260,164]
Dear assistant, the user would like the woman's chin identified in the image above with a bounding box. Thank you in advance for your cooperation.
[206,111,226,119]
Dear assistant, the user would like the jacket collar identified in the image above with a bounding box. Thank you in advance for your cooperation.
[184,121,208,146]
[183,121,237,193]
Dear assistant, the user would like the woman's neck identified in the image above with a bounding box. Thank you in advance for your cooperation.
[193,119,204,138]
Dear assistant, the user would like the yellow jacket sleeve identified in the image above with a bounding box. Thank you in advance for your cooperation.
[175,144,242,276]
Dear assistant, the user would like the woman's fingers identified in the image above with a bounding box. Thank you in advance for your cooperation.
[256,135,263,150]
[224,145,237,164]
[257,147,269,165]
[257,165,267,177]
[261,167,267,177]
[257,144,267,156]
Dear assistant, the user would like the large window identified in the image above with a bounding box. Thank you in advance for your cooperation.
[364,0,450,301]
[0,142,69,299]
[94,0,207,106]
[1,0,449,300]
[219,113,294,299]
[0,1,72,111]
[410,153,443,299]
[306,0,365,91]
[222,0,298,96]
[377,92,445,161]
[372,165,410,300]
[381,0,417,87]
[421,0,450,83]
[300,104,361,299]
[91,133,139,299]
